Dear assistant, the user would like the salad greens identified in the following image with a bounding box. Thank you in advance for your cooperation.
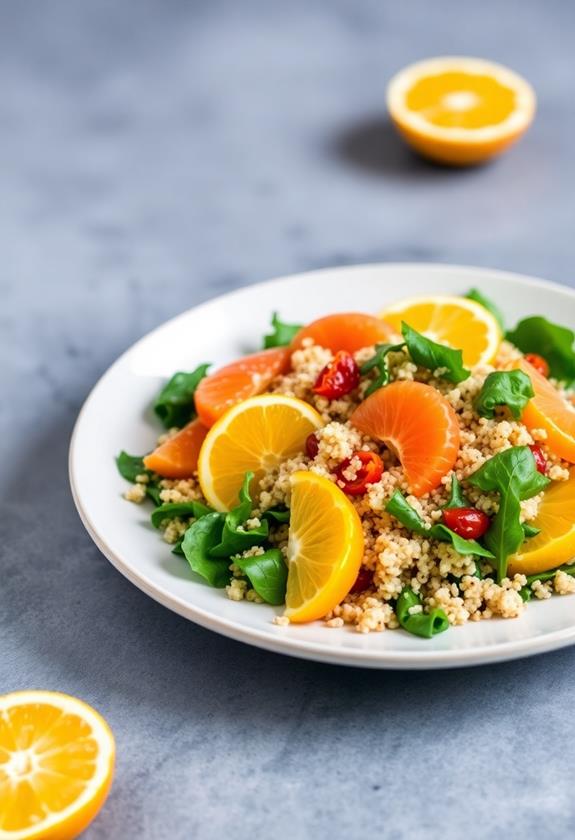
[116,451,162,505]
[522,522,541,539]
[465,288,506,332]
[468,446,550,580]
[153,364,210,429]
[150,500,213,529]
[443,475,468,509]
[360,342,406,396]
[386,490,495,559]
[506,316,575,385]
[234,549,288,605]
[474,370,534,420]
[401,322,470,384]
[396,588,449,638]
[263,312,302,348]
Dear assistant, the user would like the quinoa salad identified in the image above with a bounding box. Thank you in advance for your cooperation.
[117,291,575,639]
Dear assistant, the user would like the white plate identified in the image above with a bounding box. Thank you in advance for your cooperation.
[70,263,575,669]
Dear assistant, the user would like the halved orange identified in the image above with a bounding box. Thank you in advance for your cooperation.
[197,394,323,511]
[508,468,575,576]
[517,358,575,463]
[291,313,397,354]
[143,417,208,478]
[194,347,291,428]
[284,471,364,623]
[351,380,460,496]
[387,56,536,165]
[0,690,115,840]
[380,295,501,367]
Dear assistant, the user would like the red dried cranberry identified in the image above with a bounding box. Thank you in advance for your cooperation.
[335,451,384,496]
[442,507,491,540]
[529,443,548,474]
[305,433,319,459]
[312,351,360,400]
[525,353,550,378]
[350,567,374,593]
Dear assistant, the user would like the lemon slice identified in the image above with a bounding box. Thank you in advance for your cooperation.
[284,471,364,623]
[198,394,323,511]
[387,56,536,165]
[380,294,501,367]
[508,469,575,576]
[0,690,115,840]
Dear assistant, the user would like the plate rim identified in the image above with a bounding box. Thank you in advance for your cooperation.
[69,261,575,669]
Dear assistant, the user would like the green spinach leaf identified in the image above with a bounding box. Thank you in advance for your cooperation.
[151,500,213,529]
[506,316,575,385]
[465,288,505,332]
[181,512,230,587]
[395,587,449,638]
[443,475,468,509]
[474,370,534,420]
[209,472,270,557]
[263,313,302,348]
[116,451,161,504]
[234,548,288,605]
[468,447,550,579]
[360,342,406,396]
[261,507,291,524]
[522,522,541,539]
[402,322,470,384]
[153,364,210,429]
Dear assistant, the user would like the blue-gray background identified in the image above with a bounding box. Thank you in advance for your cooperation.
[3,1,575,837]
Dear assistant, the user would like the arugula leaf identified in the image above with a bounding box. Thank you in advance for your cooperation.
[402,323,470,384]
[234,548,288,605]
[443,475,468,509]
[522,522,541,539]
[474,370,534,420]
[466,288,505,332]
[116,451,161,504]
[263,312,302,349]
[506,316,575,385]
[386,491,494,558]
[209,472,271,557]
[360,342,406,396]
[181,513,231,587]
[395,587,449,638]
[151,500,213,529]
[468,447,550,579]
[153,364,210,429]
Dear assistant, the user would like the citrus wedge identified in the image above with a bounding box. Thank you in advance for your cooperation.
[351,380,460,497]
[508,469,575,576]
[143,417,208,478]
[516,359,575,464]
[387,56,536,165]
[284,471,364,622]
[291,312,397,354]
[0,690,115,840]
[197,394,323,511]
[194,347,291,428]
[380,295,500,367]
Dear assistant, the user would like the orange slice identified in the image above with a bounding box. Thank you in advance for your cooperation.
[351,380,460,496]
[197,394,323,511]
[508,468,575,576]
[517,359,575,463]
[194,347,291,428]
[284,471,364,623]
[143,418,208,478]
[291,313,397,354]
[380,295,501,367]
[0,690,115,840]
[387,56,536,165]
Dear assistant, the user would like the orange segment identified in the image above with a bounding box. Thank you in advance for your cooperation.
[351,380,460,496]
[197,394,323,511]
[194,347,291,428]
[291,313,397,354]
[143,418,208,478]
[0,690,115,840]
[284,471,364,623]
[387,56,536,165]
[508,469,575,576]
[380,295,501,367]
[517,359,575,463]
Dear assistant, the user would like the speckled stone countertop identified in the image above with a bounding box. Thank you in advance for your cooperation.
[3,1,575,837]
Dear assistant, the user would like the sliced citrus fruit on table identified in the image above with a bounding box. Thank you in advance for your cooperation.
[387,56,536,165]
[291,312,398,354]
[198,394,323,511]
[380,295,501,367]
[284,471,364,623]
[351,380,460,497]
[144,417,208,478]
[194,347,291,428]
[508,468,575,576]
[0,690,115,840]
[516,359,575,464]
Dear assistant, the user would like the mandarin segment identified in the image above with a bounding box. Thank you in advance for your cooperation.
[143,417,208,478]
[516,358,575,464]
[291,312,398,354]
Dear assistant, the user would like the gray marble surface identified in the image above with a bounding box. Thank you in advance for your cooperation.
[3,1,575,837]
